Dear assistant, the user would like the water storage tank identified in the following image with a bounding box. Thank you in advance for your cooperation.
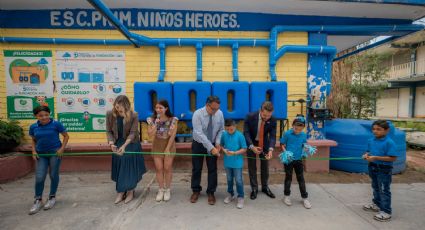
[325,119,406,174]
[212,82,249,120]
[173,82,211,121]
[134,82,173,121]
[250,81,287,119]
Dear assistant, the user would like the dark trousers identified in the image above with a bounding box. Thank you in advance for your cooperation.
[247,149,269,191]
[369,163,393,214]
[191,141,217,194]
[284,160,308,198]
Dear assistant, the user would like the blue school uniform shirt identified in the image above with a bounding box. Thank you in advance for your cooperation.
[29,119,66,153]
[280,129,307,160]
[220,130,247,168]
[366,135,398,166]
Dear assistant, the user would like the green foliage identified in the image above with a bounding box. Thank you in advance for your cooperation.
[0,119,24,153]
[177,122,191,134]
[339,53,389,119]
[393,121,425,132]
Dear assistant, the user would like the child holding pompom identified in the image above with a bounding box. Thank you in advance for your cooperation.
[280,114,311,209]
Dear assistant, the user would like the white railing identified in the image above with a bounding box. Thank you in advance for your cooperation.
[388,59,425,80]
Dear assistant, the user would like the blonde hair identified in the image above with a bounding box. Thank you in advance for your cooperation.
[112,95,132,122]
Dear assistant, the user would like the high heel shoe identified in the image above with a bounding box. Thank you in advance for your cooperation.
[124,190,134,204]
[114,192,125,204]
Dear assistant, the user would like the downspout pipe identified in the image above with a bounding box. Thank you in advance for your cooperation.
[333,36,401,61]
[1,37,134,45]
[269,45,337,81]
[232,43,239,82]
[87,0,147,47]
[150,38,272,47]
[157,43,166,82]
[273,45,337,64]
[1,36,271,48]
[271,25,424,36]
[196,42,203,81]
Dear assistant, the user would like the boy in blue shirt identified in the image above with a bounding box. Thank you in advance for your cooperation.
[220,119,247,209]
[362,120,398,222]
[280,115,311,209]
[28,106,69,215]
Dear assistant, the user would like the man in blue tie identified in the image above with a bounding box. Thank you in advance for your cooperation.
[190,96,224,205]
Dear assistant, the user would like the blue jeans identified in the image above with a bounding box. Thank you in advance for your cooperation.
[225,168,244,198]
[35,156,62,199]
[368,163,393,214]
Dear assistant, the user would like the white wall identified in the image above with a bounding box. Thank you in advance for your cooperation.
[417,45,425,75]
[398,88,410,118]
[376,89,399,117]
[415,86,425,118]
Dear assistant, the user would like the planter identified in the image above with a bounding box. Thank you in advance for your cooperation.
[184,136,193,142]
[0,153,34,183]
[176,136,185,143]
[304,139,338,173]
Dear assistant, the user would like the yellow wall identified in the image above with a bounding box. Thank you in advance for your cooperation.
[0,29,307,144]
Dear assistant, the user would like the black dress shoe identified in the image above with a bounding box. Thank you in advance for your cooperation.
[250,190,258,200]
[262,187,275,198]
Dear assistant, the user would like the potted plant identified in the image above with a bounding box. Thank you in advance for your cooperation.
[0,119,33,183]
[176,122,188,143]
[0,119,24,153]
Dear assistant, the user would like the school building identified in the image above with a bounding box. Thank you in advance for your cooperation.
[1,1,424,168]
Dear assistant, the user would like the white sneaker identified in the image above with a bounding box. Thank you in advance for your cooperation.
[163,188,171,201]
[374,211,392,222]
[363,203,380,212]
[224,194,236,204]
[236,198,244,209]
[283,196,292,206]
[43,197,56,210]
[303,199,312,209]
[156,188,165,202]
[29,199,42,215]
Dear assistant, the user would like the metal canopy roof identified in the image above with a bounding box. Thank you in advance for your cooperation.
[1,0,424,52]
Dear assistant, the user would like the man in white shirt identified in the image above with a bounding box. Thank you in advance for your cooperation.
[190,96,224,205]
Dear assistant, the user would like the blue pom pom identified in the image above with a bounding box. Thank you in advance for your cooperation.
[302,144,317,158]
[279,151,294,165]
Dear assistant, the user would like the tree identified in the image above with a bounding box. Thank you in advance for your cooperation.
[338,53,389,119]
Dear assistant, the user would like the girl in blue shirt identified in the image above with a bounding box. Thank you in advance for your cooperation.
[28,106,69,215]
[280,115,311,209]
[362,120,398,222]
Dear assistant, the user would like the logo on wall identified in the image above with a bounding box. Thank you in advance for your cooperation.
[96,84,106,93]
[81,97,91,107]
[65,97,75,107]
[112,84,122,94]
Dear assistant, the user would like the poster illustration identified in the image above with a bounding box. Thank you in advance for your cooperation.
[56,51,125,132]
[4,50,54,119]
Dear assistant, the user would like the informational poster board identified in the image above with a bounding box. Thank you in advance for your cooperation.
[4,50,54,119]
[56,51,125,132]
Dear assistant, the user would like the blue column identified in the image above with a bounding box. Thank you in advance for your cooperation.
[307,33,329,139]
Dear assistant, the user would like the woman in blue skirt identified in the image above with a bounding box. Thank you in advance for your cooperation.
[106,95,146,204]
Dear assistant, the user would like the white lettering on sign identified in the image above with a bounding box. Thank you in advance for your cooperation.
[50,10,239,30]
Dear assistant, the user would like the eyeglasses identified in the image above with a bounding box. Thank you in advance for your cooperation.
[207,104,219,113]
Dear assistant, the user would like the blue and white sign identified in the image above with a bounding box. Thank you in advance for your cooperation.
[0,9,410,31]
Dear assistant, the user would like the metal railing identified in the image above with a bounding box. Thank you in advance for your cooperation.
[388,59,425,80]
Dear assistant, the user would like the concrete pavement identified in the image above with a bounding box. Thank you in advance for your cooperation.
[0,171,424,230]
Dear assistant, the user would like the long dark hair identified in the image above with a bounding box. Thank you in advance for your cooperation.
[151,99,173,119]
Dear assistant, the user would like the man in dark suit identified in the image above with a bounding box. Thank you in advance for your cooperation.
[244,101,277,200]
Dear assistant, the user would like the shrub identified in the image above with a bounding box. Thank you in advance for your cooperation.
[0,120,24,154]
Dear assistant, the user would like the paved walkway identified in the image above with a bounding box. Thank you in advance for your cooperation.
[1,171,424,230]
